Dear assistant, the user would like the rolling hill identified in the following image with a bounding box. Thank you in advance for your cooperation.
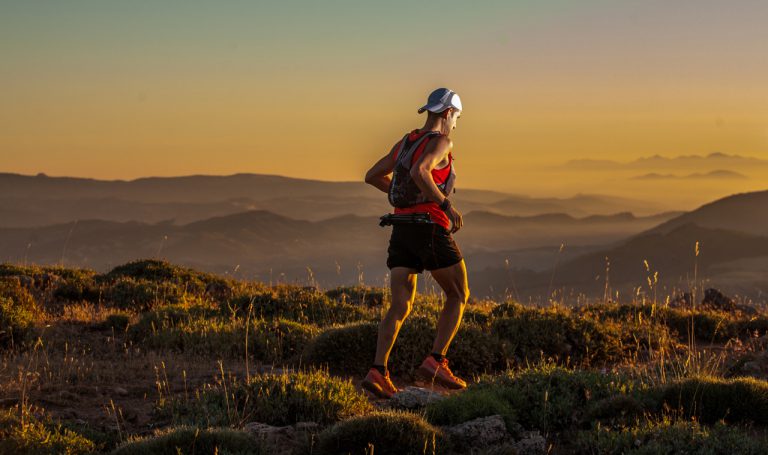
[0,172,670,227]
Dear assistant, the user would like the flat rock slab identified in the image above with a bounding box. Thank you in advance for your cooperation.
[388,386,447,409]
[445,414,510,449]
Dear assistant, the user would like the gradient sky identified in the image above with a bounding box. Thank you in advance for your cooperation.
[2,0,768,200]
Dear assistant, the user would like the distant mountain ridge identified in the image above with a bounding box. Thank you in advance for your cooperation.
[632,170,747,181]
[0,207,682,293]
[567,152,767,169]
[0,172,670,227]
[647,190,768,237]
[484,189,768,297]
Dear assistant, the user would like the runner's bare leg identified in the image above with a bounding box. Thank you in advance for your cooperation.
[429,259,469,355]
[374,266,418,366]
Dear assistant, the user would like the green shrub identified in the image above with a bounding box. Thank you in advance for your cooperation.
[578,303,677,357]
[305,316,500,378]
[102,259,208,288]
[0,264,97,291]
[490,301,525,318]
[492,305,624,366]
[304,317,432,378]
[97,313,131,332]
[325,285,385,307]
[257,318,320,363]
[0,263,31,278]
[104,277,187,310]
[461,305,492,325]
[582,303,747,343]
[661,376,768,425]
[53,277,100,303]
[227,286,370,326]
[574,419,768,455]
[0,408,96,455]
[427,365,639,433]
[163,369,371,427]
[128,305,206,339]
[131,306,318,362]
[99,259,245,305]
[314,410,447,455]
[440,321,504,376]
[425,384,518,430]
[584,394,646,427]
[0,279,39,348]
[112,426,264,455]
[303,321,378,376]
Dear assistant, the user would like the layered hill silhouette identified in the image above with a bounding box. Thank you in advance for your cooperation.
[0,208,678,291]
[567,153,768,171]
[474,190,768,298]
[0,172,669,227]
[3,172,766,299]
[647,190,768,237]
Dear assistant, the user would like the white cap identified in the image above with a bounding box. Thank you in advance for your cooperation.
[418,88,462,114]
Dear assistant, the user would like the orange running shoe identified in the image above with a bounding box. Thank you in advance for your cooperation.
[361,368,399,399]
[416,356,467,389]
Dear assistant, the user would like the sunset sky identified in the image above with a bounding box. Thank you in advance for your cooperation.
[2,0,768,203]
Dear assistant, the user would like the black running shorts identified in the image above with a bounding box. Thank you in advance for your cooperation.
[386,222,463,273]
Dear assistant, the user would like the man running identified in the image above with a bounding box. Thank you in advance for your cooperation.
[362,87,470,398]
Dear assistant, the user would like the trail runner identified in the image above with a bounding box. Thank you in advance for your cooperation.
[362,88,470,398]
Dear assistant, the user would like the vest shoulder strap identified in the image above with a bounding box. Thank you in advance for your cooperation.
[396,131,441,170]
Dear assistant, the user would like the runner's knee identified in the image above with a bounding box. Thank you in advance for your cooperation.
[388,298,413,321]
[445,286,469,306]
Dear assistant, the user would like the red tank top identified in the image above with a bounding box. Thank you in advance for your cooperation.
[392,129,453,231]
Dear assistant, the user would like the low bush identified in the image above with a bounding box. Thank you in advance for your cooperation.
[112,426,264,455]
[303,321,377,376]
[574,419,768,454]
[427,365,640,433]
[0,408,96,455]
[101,259,213,288]
[440,321,505,375]
[130,306,318,362]
[492,305,624,366]
[305,316,502,378]
[0,279,39,348]
[661,376,768,425]
[91,313,131,332]
[52,277,100,303]
[313,410,447,455]
[582,303,753,343]
[228,286,371,326]
[325,285,385,307]
[162,369,371,427]
[104,277,187,310]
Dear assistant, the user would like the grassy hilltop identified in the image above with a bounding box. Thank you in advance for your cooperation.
[2,259,768,454]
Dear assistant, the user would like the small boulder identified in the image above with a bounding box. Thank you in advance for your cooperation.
[445,414,510,450]
[244,422,297,455]
[114,387,129,397]
[388,386,446,410]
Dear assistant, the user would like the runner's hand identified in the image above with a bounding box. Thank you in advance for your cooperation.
[446,206,463,233]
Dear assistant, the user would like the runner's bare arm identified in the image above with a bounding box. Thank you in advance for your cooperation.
[411,135,464,233]
[364,142,399,193]
[409,135,452,204]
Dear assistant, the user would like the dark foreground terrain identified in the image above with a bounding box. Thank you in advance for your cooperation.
[2,259,768,454]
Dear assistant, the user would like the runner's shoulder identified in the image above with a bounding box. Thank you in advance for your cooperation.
[429,134,452,152]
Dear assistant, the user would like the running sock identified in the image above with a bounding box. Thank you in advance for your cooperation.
[372,364,387,376]
[431,352,444,362]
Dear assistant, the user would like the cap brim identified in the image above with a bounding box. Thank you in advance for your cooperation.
[417,103,448,114]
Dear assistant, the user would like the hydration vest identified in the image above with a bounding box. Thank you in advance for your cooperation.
[387,131,456,208]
